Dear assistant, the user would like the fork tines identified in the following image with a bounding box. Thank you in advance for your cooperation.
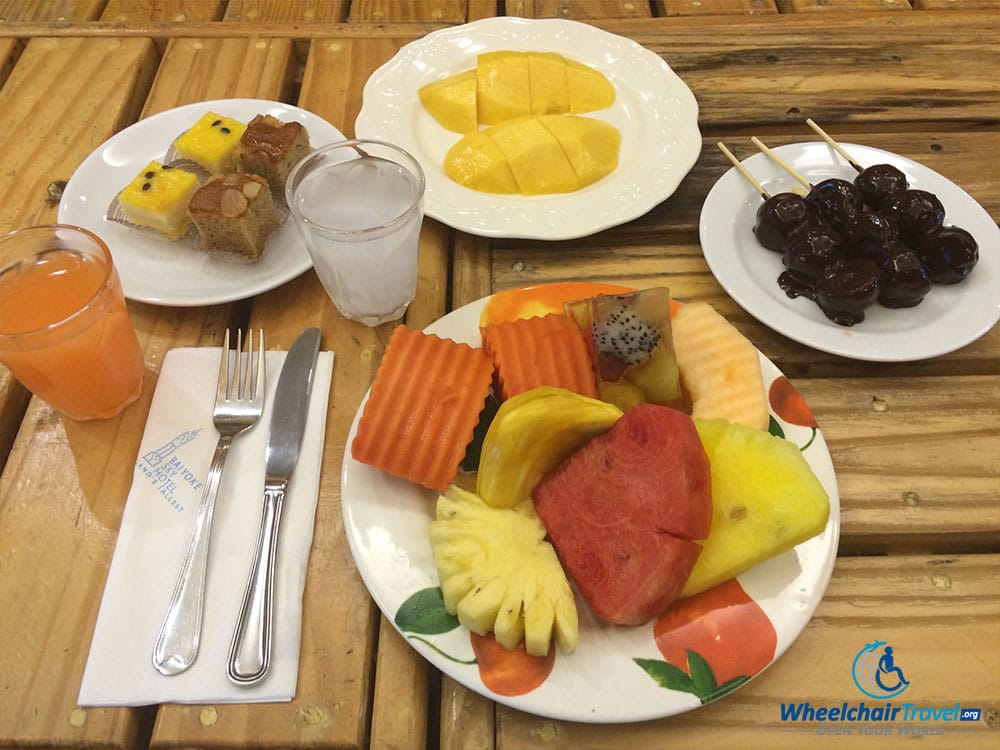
[219,328,265,401]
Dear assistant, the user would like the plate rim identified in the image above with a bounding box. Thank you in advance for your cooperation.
[699,141,1000,362]
[339,290,842,723]
[355,16,702,240]
[58,98,346,306]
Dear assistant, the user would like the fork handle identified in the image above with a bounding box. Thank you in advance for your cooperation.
[152,434,233,676]
[227,484,285,685]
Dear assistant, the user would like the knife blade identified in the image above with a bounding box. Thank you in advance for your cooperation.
[227,327,321,685]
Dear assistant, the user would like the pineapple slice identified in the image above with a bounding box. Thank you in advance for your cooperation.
[681,418,831,597]
[429,485,579,656]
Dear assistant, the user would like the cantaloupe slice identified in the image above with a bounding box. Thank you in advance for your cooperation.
[671,302,769,431]
[682,418,830,597]
[418,69,478,134]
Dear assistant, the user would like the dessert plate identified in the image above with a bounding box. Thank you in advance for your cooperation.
[59,99,345,306]
[340,292,840,724]
[355,17,701,240]
[700,142,1000,361]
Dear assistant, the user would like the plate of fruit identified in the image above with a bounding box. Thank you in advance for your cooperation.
[700,140,1000,362]
[354,17,701,240]
[341,282,840,723]
[59,99,346,306]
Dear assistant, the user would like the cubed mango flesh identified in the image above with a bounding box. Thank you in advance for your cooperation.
[418,69,478,134]
[444,115,619,196]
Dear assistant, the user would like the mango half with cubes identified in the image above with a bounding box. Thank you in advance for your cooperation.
[418,51,616,133]
[680,418,831,598]
[445,115,620,195]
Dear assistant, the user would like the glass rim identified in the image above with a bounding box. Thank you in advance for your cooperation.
[285,139,426,236]
[0,224,116,340]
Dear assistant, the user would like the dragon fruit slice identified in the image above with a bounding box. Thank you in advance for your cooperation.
[565,288,680,406]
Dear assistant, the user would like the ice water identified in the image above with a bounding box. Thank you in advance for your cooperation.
[292,155,423,326]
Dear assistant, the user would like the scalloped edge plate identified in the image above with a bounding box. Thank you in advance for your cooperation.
[355,18,701,240]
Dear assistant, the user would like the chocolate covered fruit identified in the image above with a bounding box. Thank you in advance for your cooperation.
[445,115,620,195]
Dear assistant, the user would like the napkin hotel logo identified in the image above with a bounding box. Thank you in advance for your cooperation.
[778,640,983,736]
[136,429,205,512]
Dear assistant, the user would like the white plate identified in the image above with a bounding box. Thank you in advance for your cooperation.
[700,142,1000,362]
[341,293,841,724]
[354,17,701,240]
[59,99,346,306]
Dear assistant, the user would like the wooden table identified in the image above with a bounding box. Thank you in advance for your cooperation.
[0,2,997,749]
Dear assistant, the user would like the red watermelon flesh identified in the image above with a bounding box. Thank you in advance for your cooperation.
[532,404,712,626]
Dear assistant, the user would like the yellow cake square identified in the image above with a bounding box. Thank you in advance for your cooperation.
[173,112,247,174]
[117,161,200,239]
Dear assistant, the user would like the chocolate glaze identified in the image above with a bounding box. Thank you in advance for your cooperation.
[855,163,908,210]
[815,258,882,326]
[806,178,861,231]
[919,225,979,284]
[754,193,814,252]
[842,210,899,265]
[879,247,931,308]
[781,222,845,280]
[885,189,945,244]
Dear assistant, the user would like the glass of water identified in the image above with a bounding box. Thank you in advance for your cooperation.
[286,139,426,326]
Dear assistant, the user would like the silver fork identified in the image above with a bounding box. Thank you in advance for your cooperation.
[153,328,265,676]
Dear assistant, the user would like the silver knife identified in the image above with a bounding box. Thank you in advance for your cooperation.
[227,327,321,685]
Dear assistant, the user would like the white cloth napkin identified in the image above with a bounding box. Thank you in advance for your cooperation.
[79,345,334,706]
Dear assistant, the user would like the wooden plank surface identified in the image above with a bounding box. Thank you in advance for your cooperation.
[0,6,996,750]
[485,554,1000,749]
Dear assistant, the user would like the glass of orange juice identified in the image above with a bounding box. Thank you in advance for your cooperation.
[0,225,144,420]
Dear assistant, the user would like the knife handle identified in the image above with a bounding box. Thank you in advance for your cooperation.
[227,485,284,685]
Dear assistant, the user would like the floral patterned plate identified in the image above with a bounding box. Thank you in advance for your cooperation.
[340,292,840,723]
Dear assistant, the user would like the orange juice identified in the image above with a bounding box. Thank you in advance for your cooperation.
[0,226,143,420]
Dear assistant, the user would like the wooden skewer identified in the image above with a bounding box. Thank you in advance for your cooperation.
[717,142,770,199]
[805,118,863,173]
[750,136,812,190]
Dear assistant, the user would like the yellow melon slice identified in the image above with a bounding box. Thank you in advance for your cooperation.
[485,116,579,195]
[444,130,520,194]
[418,69,478,134]
[539,114,620,188]
[682,418,830,597]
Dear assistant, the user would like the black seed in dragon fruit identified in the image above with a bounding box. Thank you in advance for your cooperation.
[565,287,681,407]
